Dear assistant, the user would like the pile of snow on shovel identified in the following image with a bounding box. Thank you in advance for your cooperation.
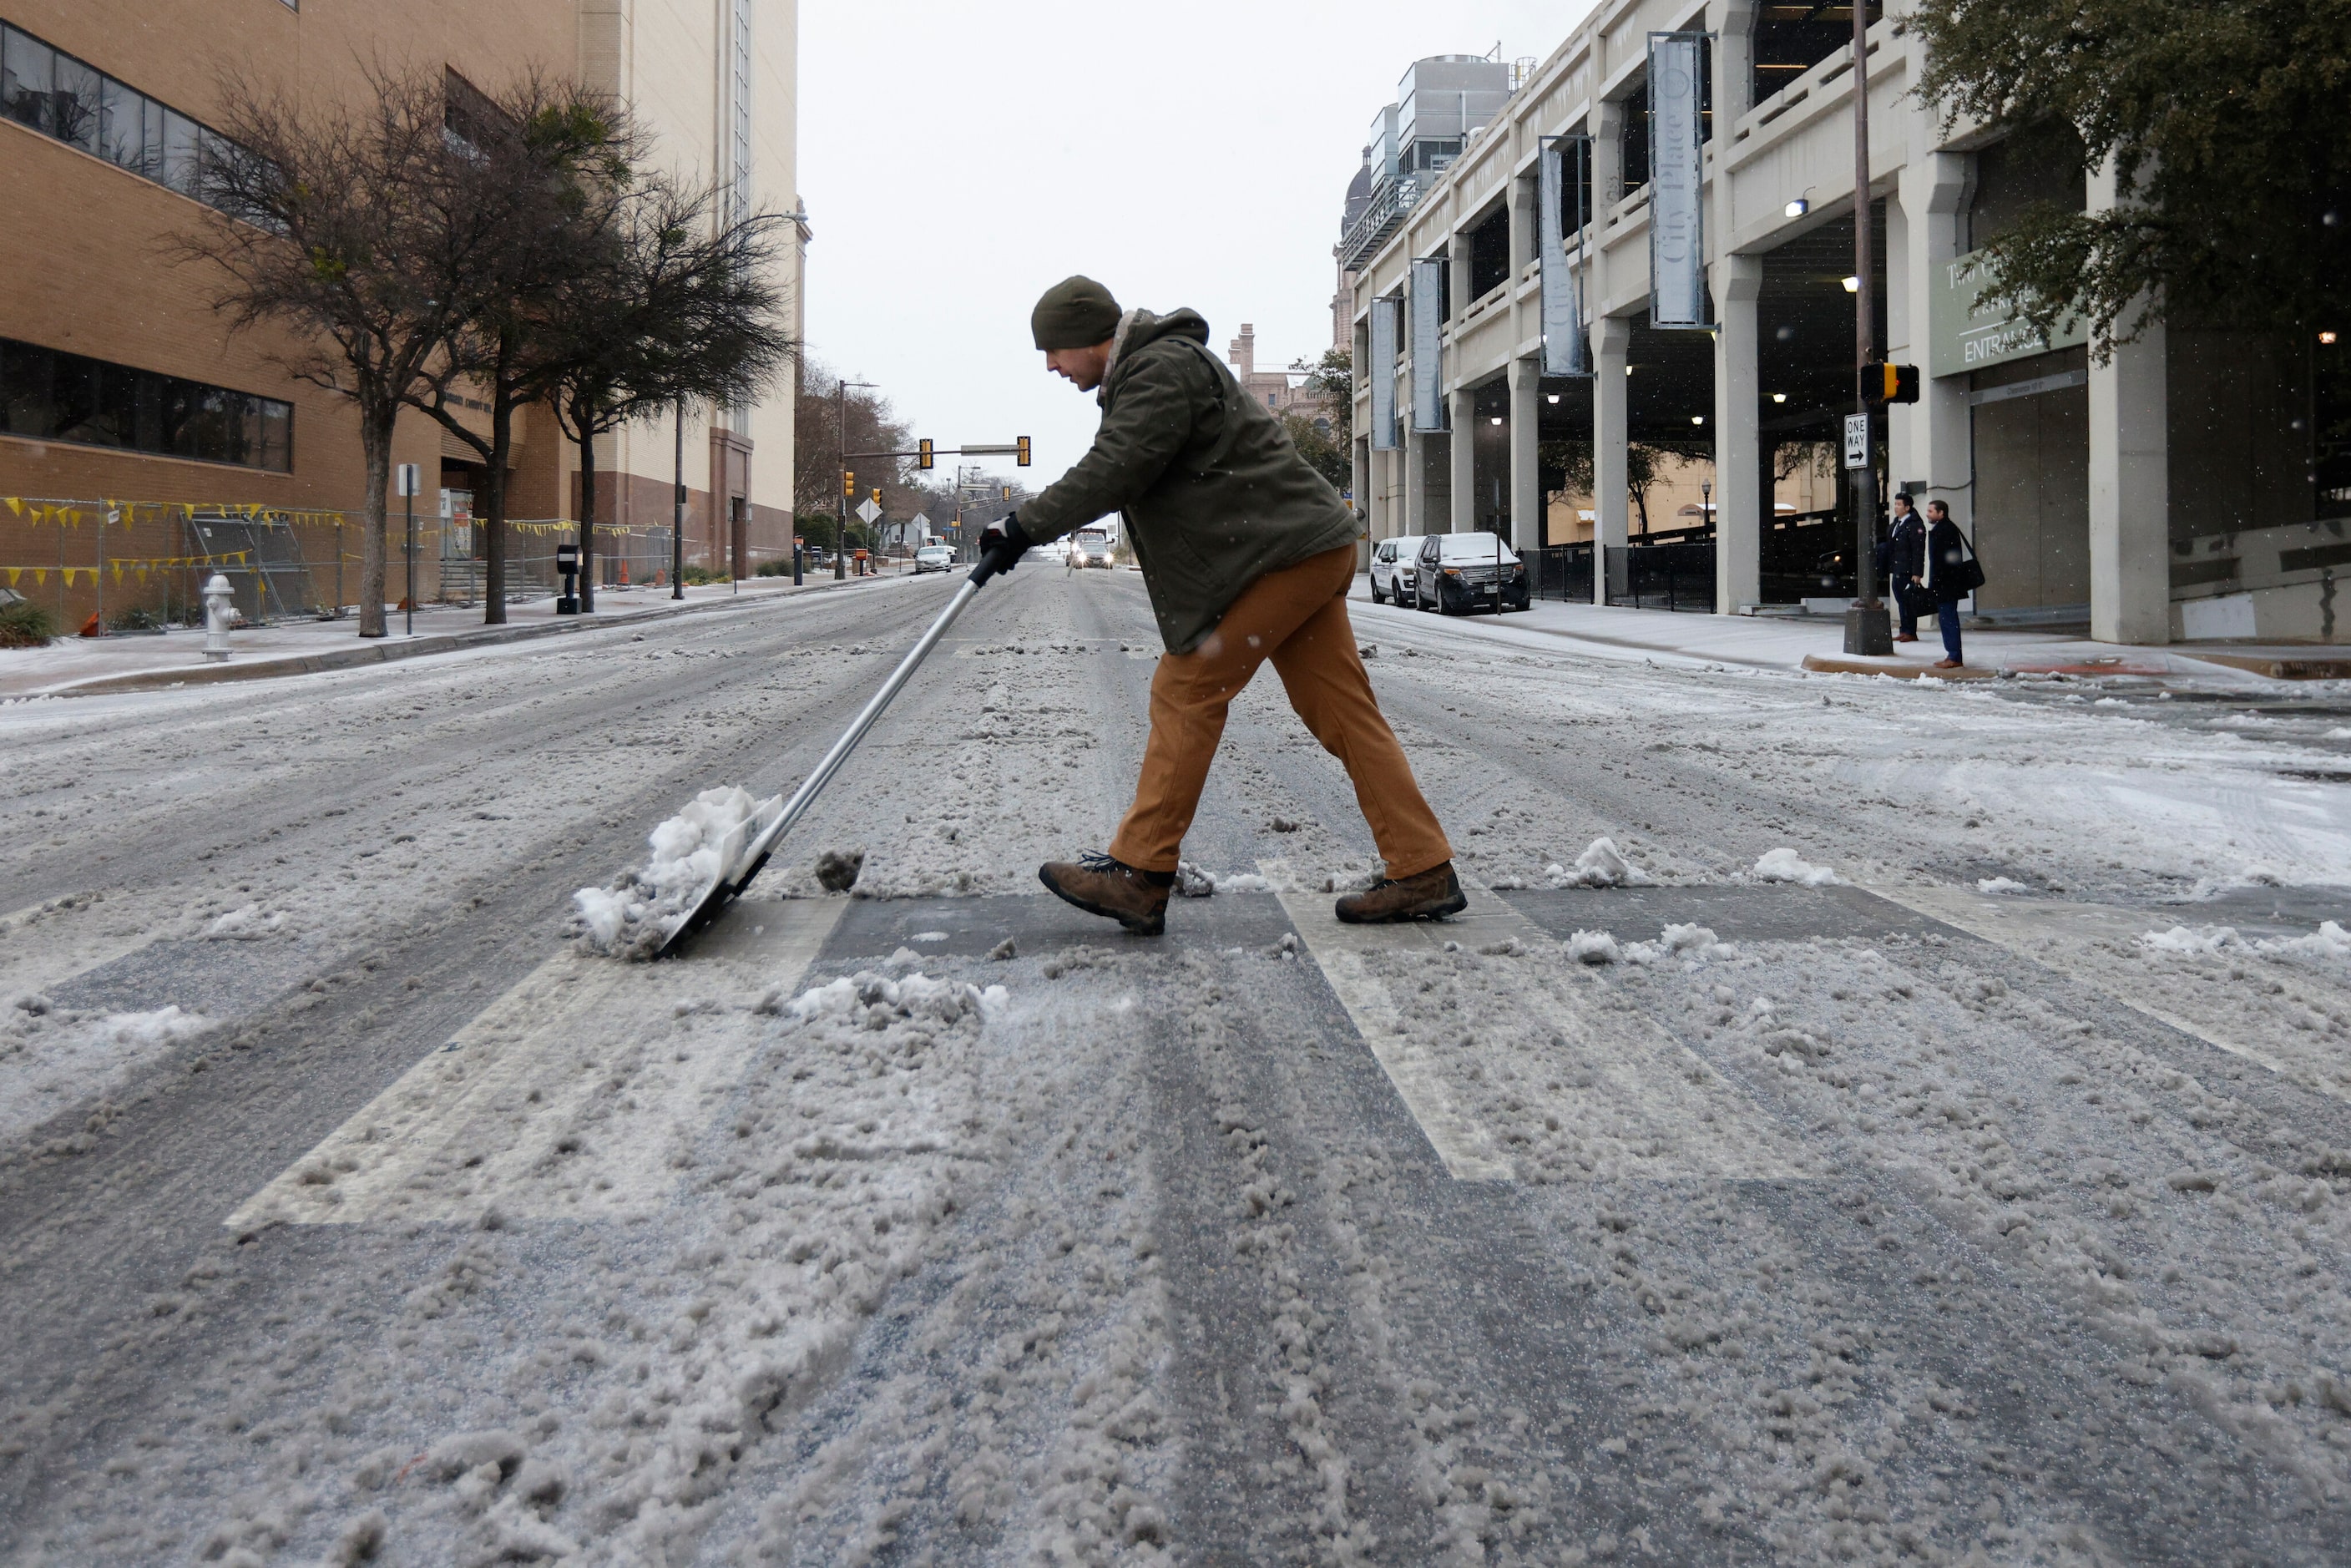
[574,787,774,959]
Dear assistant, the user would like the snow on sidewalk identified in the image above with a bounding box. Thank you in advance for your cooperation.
[0,570,933,699]
[1349,580,2351,688]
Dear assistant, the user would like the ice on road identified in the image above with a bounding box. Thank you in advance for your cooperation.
[0,569,2347,1565]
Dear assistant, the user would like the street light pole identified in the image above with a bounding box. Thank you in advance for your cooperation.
[1843,0,1892,655]
[837,380,850,580]
[672,399,686,600]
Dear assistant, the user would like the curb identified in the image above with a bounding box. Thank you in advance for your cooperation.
[28,574,901,700]
[1801,653,1998,681]
[2187,652,2351,681]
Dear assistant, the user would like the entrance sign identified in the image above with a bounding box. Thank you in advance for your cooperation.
[1646,33,1709,329]
[1539,135,1590,376]
[1843,414,1870,470]
[1369,295,1401,450]
[1409,256,1448,432]
[1927,247,2089,377]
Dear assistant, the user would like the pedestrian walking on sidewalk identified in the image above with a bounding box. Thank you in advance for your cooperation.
[1921,499,1981,670]
[983,276,1462,936]
[1886,493,1926,642]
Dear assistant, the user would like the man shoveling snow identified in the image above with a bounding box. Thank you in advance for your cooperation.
[987,276,1462,936]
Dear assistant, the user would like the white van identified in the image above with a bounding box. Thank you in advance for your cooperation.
[1368,534,1423,604]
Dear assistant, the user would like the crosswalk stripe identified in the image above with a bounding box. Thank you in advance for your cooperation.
[1870,883,2351,1103]
[224,898,847,1228]
[1264,860,1812,1183]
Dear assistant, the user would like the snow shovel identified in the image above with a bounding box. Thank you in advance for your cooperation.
[653,534,1027,959]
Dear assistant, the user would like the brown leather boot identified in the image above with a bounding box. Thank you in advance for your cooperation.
[1335,862,1468,924]
[1039,852,1170,936]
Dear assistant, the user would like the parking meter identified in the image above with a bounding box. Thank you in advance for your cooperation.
[556,542,580,615]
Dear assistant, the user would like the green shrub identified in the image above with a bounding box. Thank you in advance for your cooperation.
[0,599,56,649]
[109,604,164,631]
[680,564,727,585]
[755,558,796,577]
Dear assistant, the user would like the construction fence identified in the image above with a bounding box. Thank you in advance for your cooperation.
[0,495,683,629]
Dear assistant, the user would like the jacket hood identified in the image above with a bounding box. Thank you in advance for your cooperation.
[1103,307,1211,385]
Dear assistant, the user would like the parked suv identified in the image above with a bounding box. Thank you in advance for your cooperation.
[1368,534,1423,604]
[1414,533,1529,614]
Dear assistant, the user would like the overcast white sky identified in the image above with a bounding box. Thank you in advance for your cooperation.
[798,0,1597,502]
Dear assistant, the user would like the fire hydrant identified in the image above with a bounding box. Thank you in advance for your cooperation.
[202,574,235,662]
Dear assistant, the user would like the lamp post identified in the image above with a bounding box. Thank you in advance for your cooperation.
[1843,0,1892,655]
[671,399,686,600]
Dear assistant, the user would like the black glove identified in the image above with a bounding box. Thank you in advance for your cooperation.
[978,514,1033,574]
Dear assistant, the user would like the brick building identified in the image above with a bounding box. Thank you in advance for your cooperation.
[0,0,801,628]
[1225,325,1324,433]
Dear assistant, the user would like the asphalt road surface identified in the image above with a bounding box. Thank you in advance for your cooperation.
[2,564,2348,1565]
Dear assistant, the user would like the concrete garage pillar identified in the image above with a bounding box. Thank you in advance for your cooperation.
[1449,386,1478,534]
[2086,157,2171,645]
[1593,315,1633,603]
[1403,422,1431,536]
[1893,154,1972,523]
[1509,356,1543,552]
[1711,254,1762,613]
[2089,327,2170,643]
[1351,436,1371,563]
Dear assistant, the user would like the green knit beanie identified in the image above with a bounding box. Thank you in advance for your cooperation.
[1030,276,1121,350]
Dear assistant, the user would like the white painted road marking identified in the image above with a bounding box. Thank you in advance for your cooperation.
[1265,861,1810,1183]
[1871,883,2351,1103]
[225,898,847,1227]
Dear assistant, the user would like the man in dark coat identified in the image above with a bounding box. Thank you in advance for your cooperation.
[1921,499,1974,669]
[983,276,1461,936]
[1886,492,1926,642]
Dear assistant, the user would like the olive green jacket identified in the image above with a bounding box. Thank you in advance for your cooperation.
[1019,308,1358,653]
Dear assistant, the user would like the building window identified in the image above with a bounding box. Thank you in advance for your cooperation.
[2,20,247,210]
[1,336,294,471]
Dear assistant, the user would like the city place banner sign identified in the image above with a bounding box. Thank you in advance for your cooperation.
[1928,248,2087,378]
[1646,33,1709,331]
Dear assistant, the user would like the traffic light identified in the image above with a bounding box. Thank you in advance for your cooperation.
[917,438,933,471]
[1001,485,1012,500]
[1865,362,1920,405]
[870,488,881,505]
[1015,436,1032,468]
[842,470,854,495]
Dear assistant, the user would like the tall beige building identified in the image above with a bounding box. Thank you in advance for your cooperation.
[580,0,805,576]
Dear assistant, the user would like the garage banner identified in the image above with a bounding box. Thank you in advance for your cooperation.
[1647,32,1709,330]
[1539,135,1590,377]
[1368,295,1401,451]
[1409,256,1448,432]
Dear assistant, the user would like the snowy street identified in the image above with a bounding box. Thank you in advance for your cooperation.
[4,564,2351,1565]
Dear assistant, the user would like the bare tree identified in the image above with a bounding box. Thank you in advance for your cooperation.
[180,69,502,638]
[407,75,643,622]
[791,358,924,522]
[533,175,796,606]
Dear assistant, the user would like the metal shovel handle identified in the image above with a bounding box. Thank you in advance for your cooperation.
[655,533,1025,954]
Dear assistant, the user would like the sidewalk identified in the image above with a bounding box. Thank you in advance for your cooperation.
[1347,583,2351,688]
[0,570,918,700]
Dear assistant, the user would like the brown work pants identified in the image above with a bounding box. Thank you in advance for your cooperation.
[1107,544,1453,878]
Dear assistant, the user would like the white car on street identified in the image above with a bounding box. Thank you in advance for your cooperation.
[1368,534,1423,604]
[913,544,953,574]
